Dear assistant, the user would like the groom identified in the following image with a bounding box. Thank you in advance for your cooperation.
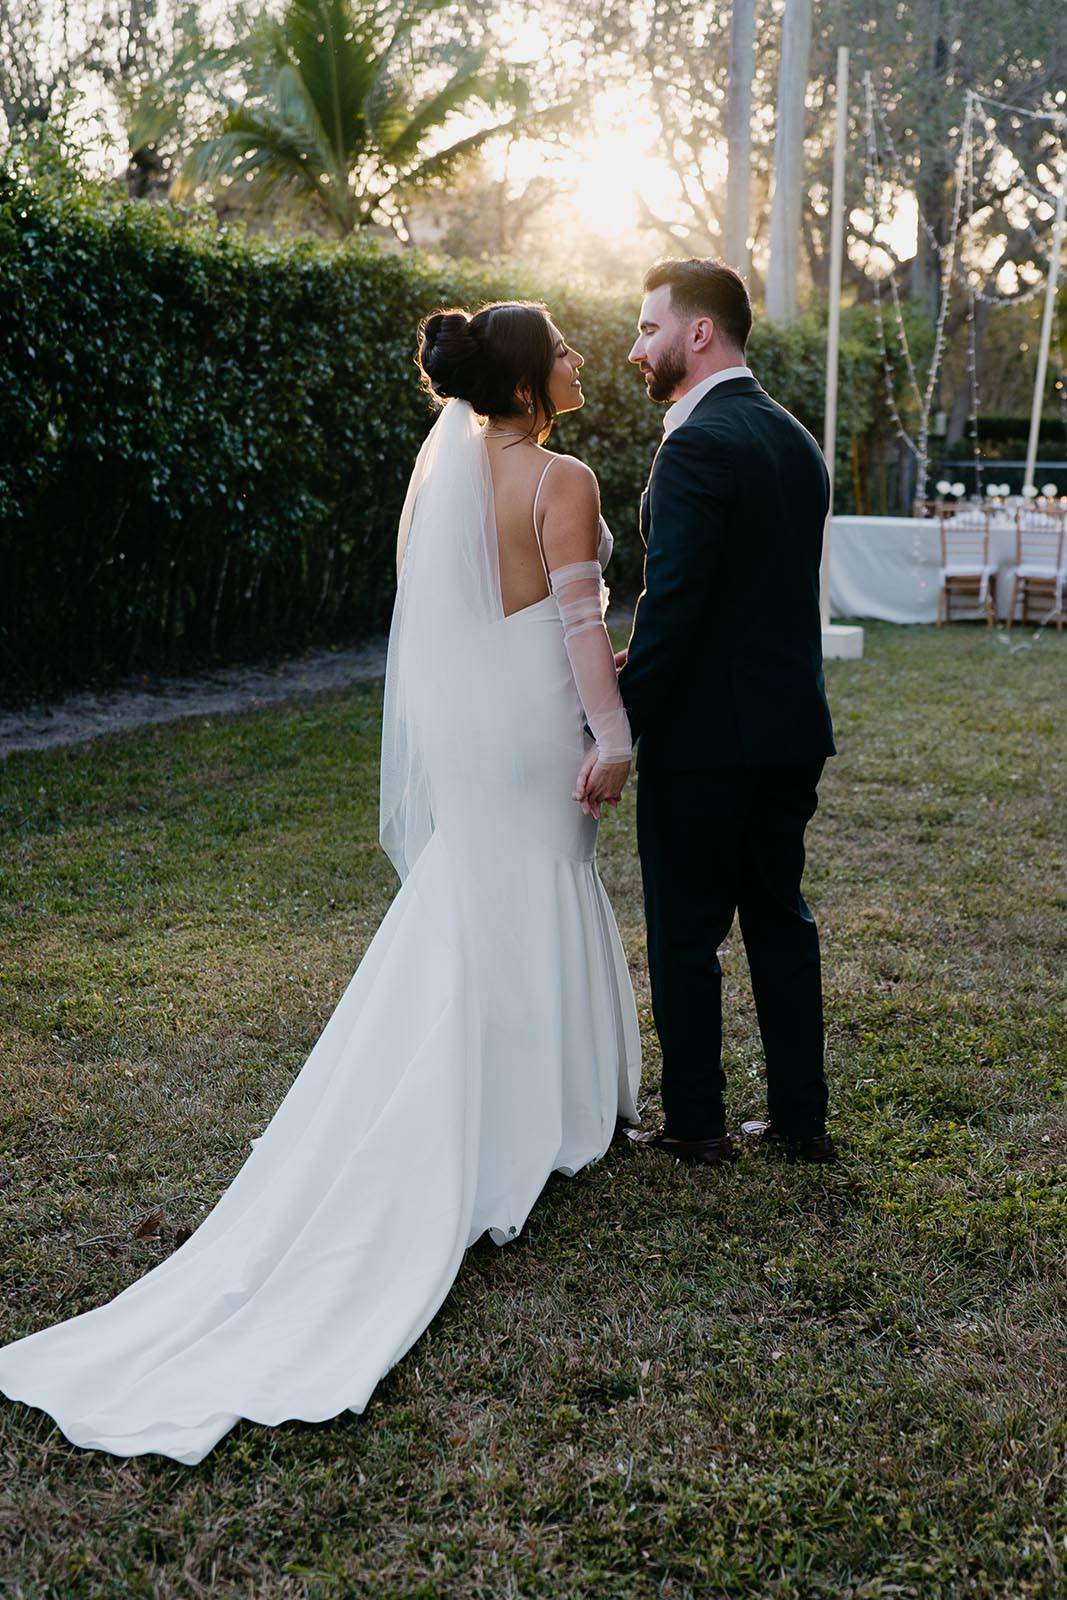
[609,257,837,1167]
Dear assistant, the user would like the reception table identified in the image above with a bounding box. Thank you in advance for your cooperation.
[829,514,1019,623]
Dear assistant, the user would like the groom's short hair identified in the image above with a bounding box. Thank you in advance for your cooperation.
[643,258,752,353]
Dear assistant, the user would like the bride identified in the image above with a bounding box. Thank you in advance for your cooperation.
[0,300,642,1465]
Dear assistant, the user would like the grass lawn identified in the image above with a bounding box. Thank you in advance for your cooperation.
[0,621,1064,1599]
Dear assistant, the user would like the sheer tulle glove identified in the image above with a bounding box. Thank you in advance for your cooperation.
[549,561,633,765]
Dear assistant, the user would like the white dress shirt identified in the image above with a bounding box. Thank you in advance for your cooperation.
[662,365,754,434]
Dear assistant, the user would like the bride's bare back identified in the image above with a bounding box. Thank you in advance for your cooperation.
[485,435,602,617]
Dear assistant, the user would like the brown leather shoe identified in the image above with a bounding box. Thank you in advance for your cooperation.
[740,1119,838,1163]
[627,1127,738,1167]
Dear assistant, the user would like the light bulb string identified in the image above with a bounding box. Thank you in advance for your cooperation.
[970,90,1067,126]
[862,74,921,463]
[861,75,973,500]
[868,88,1061,307]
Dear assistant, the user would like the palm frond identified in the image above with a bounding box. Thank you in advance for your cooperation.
[274,62,341,178]
[124,35,241,156]
[391,96,582,191]
[173,109,330,209]
[175,0,544,235]
[372,0,454,64]
[276,0,381,163]
[378,51,513,170]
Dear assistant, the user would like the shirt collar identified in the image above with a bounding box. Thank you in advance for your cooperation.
[662,366,754,434]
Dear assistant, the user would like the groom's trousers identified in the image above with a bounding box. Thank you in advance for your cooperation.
[636,760,828,1140]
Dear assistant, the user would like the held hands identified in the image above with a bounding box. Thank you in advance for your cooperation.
[572,747,630,820]
[614,649,628,672]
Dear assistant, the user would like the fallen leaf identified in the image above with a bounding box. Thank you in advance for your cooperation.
[132,1207,164,1239]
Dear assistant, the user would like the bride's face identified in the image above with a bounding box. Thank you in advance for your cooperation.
[544,321,585,416]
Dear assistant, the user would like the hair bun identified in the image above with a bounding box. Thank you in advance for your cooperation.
[422,310,470,355]
[418,308,479,400]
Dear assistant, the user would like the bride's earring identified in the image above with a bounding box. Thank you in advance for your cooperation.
[527,402,535,416]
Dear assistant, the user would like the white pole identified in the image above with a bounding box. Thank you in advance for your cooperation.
[766,0,815,324]
[1024,172,1065,495]
[723,0,756,276]
[821,45,849,629]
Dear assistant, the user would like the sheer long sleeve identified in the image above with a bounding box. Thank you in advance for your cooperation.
[549,561,632,763]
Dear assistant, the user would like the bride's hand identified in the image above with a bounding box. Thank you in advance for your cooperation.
[576,756,630,818]
[572,747,599,814]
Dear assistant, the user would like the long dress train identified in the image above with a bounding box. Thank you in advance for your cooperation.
[0,435,641,1464]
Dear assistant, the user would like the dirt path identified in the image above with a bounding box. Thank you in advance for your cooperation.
[0,639,390,759]
[1,608,634,759]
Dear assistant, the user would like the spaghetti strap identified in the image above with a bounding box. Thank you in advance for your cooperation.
[530,456,557,582]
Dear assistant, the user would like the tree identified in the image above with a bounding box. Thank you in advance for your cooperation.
[810,0,1067,306]
[765,0,814,324]
[110,3,242,199]
[400,140,567,259]
[0,0,104,135]
[722,0,756,276]
[173,0,542,238]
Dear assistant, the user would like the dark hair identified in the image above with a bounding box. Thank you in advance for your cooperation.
[417,301,558,436]
[643,257,753,352]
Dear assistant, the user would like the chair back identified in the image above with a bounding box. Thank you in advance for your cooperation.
[940,506,989,567]
[1016,509,1064,569]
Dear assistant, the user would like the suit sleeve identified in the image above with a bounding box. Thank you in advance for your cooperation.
[617,427,733,745]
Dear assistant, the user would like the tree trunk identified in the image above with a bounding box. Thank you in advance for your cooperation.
[765,0,814,324]
[723,0,756,277]
[911,13,951,316]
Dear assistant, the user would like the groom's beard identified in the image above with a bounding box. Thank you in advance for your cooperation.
[644,339,689,404]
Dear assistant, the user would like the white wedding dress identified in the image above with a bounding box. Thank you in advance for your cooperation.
[0,400,641,1464]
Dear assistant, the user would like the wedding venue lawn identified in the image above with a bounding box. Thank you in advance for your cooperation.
[1,620,1063,1599]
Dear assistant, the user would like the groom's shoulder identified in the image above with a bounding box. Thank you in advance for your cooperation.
[651,422,736,498]
[659,414,736,462]
[755,387,824,447]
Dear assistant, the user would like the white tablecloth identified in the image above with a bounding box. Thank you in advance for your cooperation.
[829,515,1018,623]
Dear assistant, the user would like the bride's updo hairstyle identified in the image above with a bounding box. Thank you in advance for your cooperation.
[418,301,557,437]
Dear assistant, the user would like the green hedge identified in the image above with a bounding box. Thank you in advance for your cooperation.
[0,174,884,701]
[975,414,1065,446]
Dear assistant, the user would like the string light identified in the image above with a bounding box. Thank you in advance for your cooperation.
[862,75,920,466]
[862,74,1066,510]
[912,88,972,506]
[1053,298,1067,439]
[970,89,1067,125]
[869,93,1054,308]
[964,126,985,499]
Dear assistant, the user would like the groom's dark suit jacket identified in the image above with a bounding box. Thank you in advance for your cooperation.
[618,375,836,769]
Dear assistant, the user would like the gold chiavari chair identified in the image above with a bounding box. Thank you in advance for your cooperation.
[937,506,996,626]
[1008,509,1065,631]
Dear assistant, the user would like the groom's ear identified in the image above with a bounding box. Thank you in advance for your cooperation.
[691,317,715,353]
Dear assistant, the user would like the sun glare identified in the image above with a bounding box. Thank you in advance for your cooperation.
[499,89,687,241]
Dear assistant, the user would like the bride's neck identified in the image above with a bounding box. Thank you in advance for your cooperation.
[486,414,551,447]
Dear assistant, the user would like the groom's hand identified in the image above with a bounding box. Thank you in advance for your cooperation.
[614,649,628,672]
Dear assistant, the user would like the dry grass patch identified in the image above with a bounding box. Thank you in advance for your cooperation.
[0,622,1064,1599]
